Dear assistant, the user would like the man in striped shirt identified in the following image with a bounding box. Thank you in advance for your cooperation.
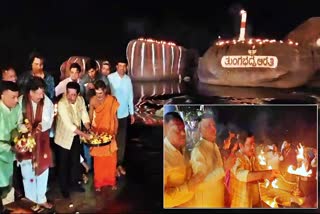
[230,134,280,207]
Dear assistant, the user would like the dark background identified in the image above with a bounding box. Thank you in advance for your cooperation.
[0,0,319,76]
[178,105,318,148]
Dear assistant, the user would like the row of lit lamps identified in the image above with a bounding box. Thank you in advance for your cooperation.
[137,38,176,46]
[215,39,299,46]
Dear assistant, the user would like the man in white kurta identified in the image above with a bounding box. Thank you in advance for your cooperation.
[164,112,204,208]
[17,77,54,208]
[184,113,229,207]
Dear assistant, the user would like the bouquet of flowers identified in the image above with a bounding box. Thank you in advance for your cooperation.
[12,119,36,153]
[81,132,112,146]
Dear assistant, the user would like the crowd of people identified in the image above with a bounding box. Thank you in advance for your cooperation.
[0,52,135,213]
[164,110,318,208]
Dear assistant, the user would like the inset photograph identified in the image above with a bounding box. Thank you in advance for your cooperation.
[163,104,318,208]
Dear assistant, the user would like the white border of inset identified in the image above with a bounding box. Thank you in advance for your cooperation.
[163,104,318,210]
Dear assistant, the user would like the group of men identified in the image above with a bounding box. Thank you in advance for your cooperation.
[0,52,135,212]
[163,111,281,208]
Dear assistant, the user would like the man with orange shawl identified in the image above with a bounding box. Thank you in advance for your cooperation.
[89,80,119,191]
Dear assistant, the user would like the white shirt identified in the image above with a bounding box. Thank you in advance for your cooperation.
[18,95,54,132]
[185,137,225,208]
[55,78,80,97]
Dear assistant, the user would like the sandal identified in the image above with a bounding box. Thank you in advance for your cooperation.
[31,204,41,212]
[37,207,45,213]
[39,202,53,209]
[116,168,121,177]
[83,174,89,184]
[83,163,90,174]
[118,166,126,175]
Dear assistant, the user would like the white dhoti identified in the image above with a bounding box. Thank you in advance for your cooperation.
[19,159,48,204]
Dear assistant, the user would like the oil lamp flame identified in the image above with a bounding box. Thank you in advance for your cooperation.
[265,179,270,188]
[288,164,312,177]
[287,143,312,177]
[296,143,304,160]
[258,150,266,165]
[271,179,279,188]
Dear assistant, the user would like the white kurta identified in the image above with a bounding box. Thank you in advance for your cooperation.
[185,138,225,208]
[17,95,54,204]
[164,138,193,208]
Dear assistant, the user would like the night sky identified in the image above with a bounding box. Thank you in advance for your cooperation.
[1,0,319,74]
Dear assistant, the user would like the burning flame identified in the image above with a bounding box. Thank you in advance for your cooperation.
[214,38,299,46]
[296,143,304,160]
[287,143,312,177]
[288,164,312,177]
[264,179,270,188]
[264,178,278,188]
[258,150,266,165]
[269,201,277,208]
[271,179,279,188]
[264,165,279,188]
[138,38,176,46]
[265,199,277,208]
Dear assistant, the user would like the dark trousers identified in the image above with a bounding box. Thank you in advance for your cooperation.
[116,117,128,166]
[57,136,81,193]
[12,160,24,200]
